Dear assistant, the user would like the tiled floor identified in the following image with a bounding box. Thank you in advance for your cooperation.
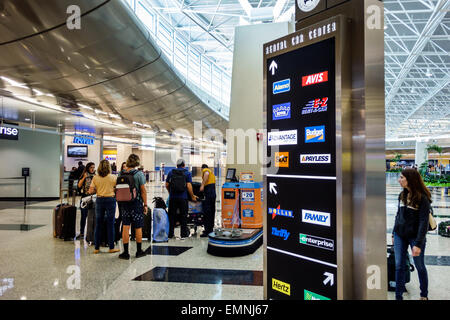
[0,181,448,300]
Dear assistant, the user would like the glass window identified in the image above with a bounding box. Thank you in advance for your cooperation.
[136,2,154,33]
[201,57,212,92]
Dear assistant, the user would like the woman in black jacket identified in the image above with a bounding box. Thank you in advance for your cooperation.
[393,168,431,300]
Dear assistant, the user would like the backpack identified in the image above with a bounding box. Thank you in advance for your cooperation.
[115,170,138,203]
[169,169,187,193]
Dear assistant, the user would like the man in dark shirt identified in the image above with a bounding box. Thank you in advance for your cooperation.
[165,159,198,239]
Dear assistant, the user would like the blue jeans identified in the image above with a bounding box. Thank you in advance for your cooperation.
[393,232,428,300]
[95,197,116,250]
[79,199,88,235]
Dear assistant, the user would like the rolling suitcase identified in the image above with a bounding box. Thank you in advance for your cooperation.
[53,190,77,241]
[387,245,415,291]
[86,201,122,245]
[438,220,450,237]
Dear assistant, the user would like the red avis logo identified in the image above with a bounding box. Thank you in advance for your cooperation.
[302,71,328,87]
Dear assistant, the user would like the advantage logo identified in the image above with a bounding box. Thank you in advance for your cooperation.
[304,290,330,300]
[300,154,331,164]
[275,152,289,168]
[272,103,291,120]
[302,71,328,87]
[301,209,331,227]
[305,125,325,143]
[268,130,297,146]
[301,97,328,115]
[273,79,291,94]
[272,278,291,296]
[272,227,290,240]
[269,205,294,220]
[299,233,334,251]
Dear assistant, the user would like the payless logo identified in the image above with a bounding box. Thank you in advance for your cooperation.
[272,103,291,120]
[301,209,331,227]
[273,79,290,94]
[275,152,289,168]
[305,125,325,143]
[300,154,331,164]
[302,71,328,87]
[268,205,294,220]
[301,97,328,115]
[272,278,290,296]
[272,227,290,240]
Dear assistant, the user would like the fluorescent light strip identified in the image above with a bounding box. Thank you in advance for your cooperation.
[78,104,93,110]
[266,174,337,180]
[267,246,337,268]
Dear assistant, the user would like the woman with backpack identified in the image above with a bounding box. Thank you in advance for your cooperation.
[88,160,119,254]
[117,154,148,259]
[392,168,431,300]
[77,162,95,239]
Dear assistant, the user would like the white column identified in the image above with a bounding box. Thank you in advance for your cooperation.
[116,144,132,168]
[415,140,429,166]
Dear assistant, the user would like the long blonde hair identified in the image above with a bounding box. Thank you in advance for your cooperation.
[97,160,111,177]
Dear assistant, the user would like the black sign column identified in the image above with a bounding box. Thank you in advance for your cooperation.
[263,16,352,300]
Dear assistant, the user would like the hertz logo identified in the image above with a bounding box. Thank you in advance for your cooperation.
[272,278,290,296]
[275,152,289,167]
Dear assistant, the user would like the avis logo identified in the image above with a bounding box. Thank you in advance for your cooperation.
[268,205,294,220]
[301,97,328,115]
[302,71,328,87]
[275,152,289,168]
[305,125,325,143]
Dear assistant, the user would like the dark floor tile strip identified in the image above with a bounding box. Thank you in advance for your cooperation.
[133,267,263,286]
[0,224,46,231]
[144,245,193,256]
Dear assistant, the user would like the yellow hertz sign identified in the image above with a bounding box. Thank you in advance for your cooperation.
[272,278,291,296]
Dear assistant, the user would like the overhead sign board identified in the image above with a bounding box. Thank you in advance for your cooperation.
[0,125,19,140]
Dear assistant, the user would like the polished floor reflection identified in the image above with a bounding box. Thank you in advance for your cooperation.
[0,181,448,300]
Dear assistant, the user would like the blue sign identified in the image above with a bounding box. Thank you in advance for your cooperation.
[273,79,290,94]
[272,103,291,120]
[305,125,325,143]
[73,135,95,145]
[243,209,254,218]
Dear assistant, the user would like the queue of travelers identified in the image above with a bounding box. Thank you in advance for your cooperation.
[72,157,216,259]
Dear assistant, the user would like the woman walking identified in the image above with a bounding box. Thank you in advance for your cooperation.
[393,168,431,300]
[88,160,119,254]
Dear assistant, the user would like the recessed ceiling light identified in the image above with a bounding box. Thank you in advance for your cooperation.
[29,110,35,112]
[24,118,31,121]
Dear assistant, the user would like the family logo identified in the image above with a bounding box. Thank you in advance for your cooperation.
[301,209,331,227]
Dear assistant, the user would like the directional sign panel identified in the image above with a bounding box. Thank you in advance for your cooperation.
[264,22,339,300]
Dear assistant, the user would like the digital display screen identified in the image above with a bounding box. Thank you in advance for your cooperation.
[266,37,337,300]
[226,168,236,180]
[67,145,88,157]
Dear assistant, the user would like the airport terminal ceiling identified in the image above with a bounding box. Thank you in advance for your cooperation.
[0,0,449,141]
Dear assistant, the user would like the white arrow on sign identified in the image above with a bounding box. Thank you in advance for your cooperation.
[323,272,334,286]
[269,182,277,195]
[269,60,278,75]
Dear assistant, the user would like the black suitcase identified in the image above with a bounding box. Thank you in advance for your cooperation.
[130,209,151,241]
[387,245,415,291]
[86,203,122,246]
[438,220,450,237]
[53,190,77,241]
[191,182,205,200]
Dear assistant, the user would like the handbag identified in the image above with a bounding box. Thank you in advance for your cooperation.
[428,207,437,231]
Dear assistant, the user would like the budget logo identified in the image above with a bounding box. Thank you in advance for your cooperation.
[301,209,331,227]
[300,154,331,164]
[268,130,297,146]
[275,152,289,168]
[299,233,334,251]
[304,290,330,300]
[272,103,291,120]
[305,126,325,143]
[301,97,328,115]
[272,278,290,296]
[269,205,294,220]
[272,228,290,240]
[302,71,328,87]
[273,79,291,94]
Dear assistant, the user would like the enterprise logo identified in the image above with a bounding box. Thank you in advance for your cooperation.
[268,130,297,146]
[272,278,290,296]
[302,71,328,87]
[300,154,331,164]
[301,209,331,227]
[301,97,328,115]
[299,233,334,251]
[272,227,290,240]
[272,103,291,120]
[275,152,289,168]
[269,205,294,220]
[305,125,325,143]
[273,79,291,94]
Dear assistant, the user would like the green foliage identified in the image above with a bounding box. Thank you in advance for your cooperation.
[392,153,403,163]
[426,144,443,155]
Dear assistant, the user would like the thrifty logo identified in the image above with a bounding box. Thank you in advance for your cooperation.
[272,228,290,240]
